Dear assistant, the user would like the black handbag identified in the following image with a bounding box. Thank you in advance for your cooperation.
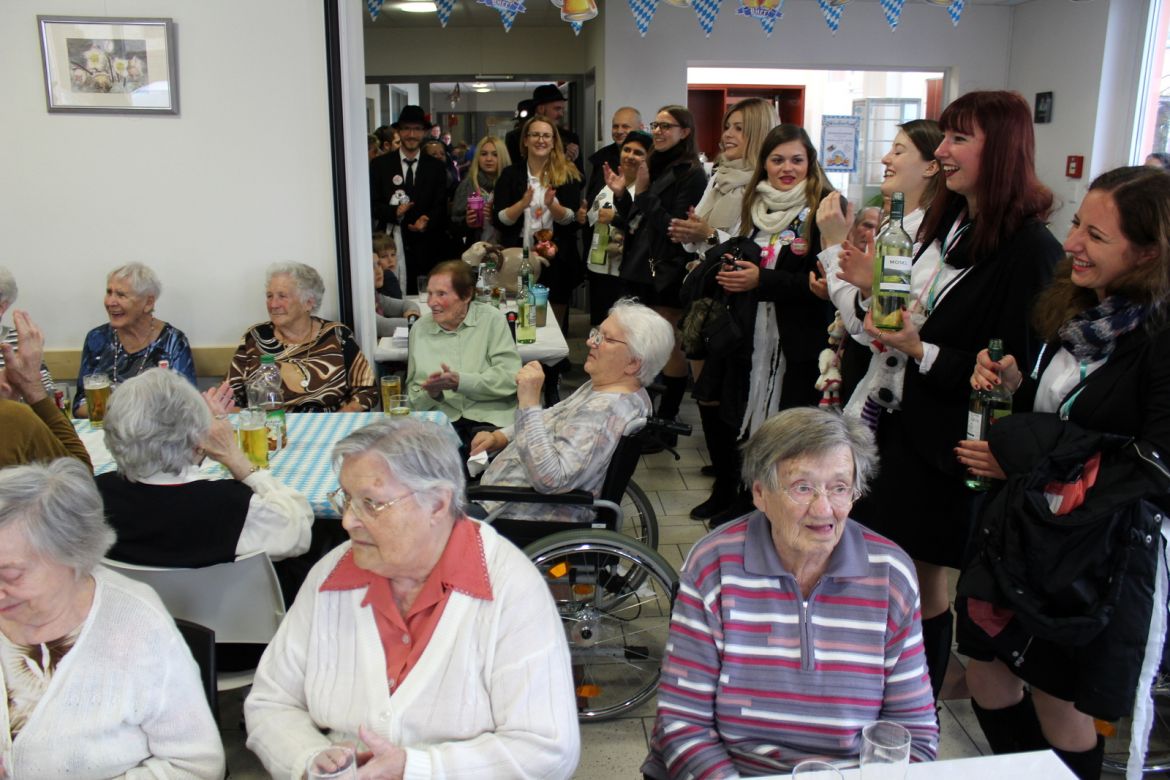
[678,238,758,359]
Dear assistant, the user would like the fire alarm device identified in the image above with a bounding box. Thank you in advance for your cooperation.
[1066,155,1084,179]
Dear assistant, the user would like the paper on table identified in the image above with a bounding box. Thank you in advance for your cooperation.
[391,327,409,347]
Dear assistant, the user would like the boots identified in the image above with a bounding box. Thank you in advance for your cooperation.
[920,609,954,702]
[1053,735,1104,780]
[691,404,738,521]
[970,692,1049,754]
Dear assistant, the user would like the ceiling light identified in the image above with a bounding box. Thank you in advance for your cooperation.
[396,1,437,12]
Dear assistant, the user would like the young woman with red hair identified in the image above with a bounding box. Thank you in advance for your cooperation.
[851,91,1065,701]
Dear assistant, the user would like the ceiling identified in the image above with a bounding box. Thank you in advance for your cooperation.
[363,0,1034,30]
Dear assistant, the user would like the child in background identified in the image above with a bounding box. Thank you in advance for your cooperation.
[374,233,403,298]
[373,250,419,338]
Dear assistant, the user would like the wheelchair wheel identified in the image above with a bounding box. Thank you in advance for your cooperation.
[619,480,659,550]
[524,529,678,721]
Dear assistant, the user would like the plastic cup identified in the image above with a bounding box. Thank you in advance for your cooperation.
[83,373,111,428]
[860,721,911,780]
[387,394,410,416]
[532,284,549,327]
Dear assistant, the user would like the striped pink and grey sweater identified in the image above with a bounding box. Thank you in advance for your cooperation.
[643,512,938,778]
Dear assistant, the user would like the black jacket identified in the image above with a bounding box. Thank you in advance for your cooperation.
[613,158,707,292]
[369,151,449,276]
[491,163,583,285]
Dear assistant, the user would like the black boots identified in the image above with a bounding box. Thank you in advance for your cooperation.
[972,693,1103,780]
[1053,736,1104,780]
[691,404,738,521]
[920,608,954,701]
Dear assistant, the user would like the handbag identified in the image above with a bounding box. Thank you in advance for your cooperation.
[678,238,758,359]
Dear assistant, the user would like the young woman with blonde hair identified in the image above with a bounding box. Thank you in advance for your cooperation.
[452,135,511,247]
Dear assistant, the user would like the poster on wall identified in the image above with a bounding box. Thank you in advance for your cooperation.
[38,16,179,115]
[820,115,860,173]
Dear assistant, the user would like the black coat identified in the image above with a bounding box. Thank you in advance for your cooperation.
[369,151,449,280]
[491,162,583,299]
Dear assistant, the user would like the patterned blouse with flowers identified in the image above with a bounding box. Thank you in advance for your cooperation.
[227,317,377,412]
[72,322,196,415]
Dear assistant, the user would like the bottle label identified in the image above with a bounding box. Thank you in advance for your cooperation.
[882,254,912,273]
[966,410,984,440]
[878,281,911,294]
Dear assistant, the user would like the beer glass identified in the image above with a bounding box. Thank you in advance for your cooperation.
[83,373,112,428]
[387,394,410,416]
[380,375,402,414]
[791,760,843,778]
[239,408,269,469]
[860,721,911,780]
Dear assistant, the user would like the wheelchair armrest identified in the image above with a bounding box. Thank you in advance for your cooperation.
[465,485,596,505]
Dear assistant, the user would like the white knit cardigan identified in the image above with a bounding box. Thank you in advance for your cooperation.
[0,568,225,778]
[244,520,581,780]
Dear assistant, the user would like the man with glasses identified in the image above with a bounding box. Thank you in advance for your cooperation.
[370,105,449,293]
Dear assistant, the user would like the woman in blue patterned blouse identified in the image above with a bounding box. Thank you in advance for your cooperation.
[73,263,195,416]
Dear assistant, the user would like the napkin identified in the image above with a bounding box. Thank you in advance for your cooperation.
[466,449,490,477]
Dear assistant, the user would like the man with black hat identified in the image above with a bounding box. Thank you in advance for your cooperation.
[505,84,583,176]
[370,105,449,293]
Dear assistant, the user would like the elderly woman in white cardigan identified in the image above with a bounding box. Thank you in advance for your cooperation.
[0,459,224,779]
[244,417,579,780]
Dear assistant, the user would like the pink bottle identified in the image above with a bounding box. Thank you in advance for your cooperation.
[467,190,485,228]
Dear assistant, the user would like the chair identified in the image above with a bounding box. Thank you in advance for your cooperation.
[103,552,286,691]
[466,416,690,550]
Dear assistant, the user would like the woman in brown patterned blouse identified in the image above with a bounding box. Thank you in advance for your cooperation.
[226,263,377,412]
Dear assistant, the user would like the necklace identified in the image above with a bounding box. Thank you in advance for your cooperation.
[111,319,160,384]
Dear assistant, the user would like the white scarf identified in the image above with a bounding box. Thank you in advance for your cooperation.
[750,181,809,235]
[697,159,753,231]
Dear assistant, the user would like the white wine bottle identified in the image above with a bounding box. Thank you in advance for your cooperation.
[871,191,914,331]
[965,338,1013,491]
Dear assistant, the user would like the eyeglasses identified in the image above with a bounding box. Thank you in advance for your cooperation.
[649,121,680,131]
[779,481,858,508]
[587,327,628,347]
[527,132,555,141]
[327,488,416,520]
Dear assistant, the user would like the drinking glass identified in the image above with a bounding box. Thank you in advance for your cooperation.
[387,394,410,416]
[860,720,912,780]
[83,372,112,428]
[239,408,269,469]
[380,375,402,413]
[305,745,357,780]
[792,760,844,779]
[532,283,549,327]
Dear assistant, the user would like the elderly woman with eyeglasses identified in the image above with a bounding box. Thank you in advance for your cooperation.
[244,417,579,779]
[223,262,377,413]
[471,299,673,528]
[74,262,195,417]
[642,407,938,778]
[0,459,224,778]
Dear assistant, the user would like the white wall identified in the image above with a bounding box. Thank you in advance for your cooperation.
[602,0,1013,122]
[365,24,586,76]
[2,0,337,352]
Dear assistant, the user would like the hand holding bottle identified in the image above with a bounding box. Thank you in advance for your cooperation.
[863,308,924,361]
[971,348,1022,393]
[954,439,1007,481]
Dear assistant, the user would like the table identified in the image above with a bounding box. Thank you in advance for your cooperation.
[76,410,453,520]
[758,750,1076,779]
[373,297,570,366]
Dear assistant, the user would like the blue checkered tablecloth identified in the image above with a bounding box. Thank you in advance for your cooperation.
[76,410,454,519]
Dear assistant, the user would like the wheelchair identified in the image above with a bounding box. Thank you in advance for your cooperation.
[467,416,690,720]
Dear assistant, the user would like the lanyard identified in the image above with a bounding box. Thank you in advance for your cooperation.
[925,213,972,315]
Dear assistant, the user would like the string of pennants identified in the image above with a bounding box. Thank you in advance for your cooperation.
[367,0,967,37]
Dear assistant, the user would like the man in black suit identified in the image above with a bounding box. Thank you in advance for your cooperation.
[505,84,583,177]
[584,106,642,207]
[370,105,449,294]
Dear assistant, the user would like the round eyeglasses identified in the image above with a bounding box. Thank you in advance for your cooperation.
[327,489,416,520]
[587,327,628,347]
[649,121,680,131]
[779,481,859,508]
[527,132,555,141]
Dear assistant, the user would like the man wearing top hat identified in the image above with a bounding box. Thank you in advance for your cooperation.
[505,84,583,177]
[370,105,449,293]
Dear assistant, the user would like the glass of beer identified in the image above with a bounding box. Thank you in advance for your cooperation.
[239,408,269,469]
[380,375,402,414]
[387,394,410,416]
[83,373,112,428]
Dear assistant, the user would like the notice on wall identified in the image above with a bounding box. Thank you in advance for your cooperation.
[821,115,860,173]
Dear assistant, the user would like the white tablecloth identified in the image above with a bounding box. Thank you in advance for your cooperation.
[373,298,569,366]
[758,750,1076,779]
[76,410,453,519]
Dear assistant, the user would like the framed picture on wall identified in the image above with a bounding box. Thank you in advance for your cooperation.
[37,16,179,115]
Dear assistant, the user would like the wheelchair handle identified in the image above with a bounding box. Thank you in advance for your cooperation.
[642,417,692,437]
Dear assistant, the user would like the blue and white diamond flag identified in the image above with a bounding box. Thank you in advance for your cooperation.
[478,0,526,31]
[367,0,384,21]
[817,0,841,34]
[691,0,723,36]
[570,20,583,34]
[879,0,903,31]
[627,0,660,36]
[948,0,964,26]
[436,0,455,27]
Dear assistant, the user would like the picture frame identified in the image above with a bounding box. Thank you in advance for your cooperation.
[37,15,179,115]
[1034,91,1053,124]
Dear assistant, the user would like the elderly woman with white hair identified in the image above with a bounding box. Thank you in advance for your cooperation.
[226,262,377,412]
[96,368,312,573]
[471,299,674,527]
[0,458,224,778]
[74,262,195,416]
[0,266,55,397]
[244,417,580,779]
[643,407,938,777]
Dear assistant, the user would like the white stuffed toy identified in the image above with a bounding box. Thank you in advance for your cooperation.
[814,315,846,409]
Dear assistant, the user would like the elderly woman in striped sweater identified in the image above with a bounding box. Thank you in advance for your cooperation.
[642,407,938,777]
